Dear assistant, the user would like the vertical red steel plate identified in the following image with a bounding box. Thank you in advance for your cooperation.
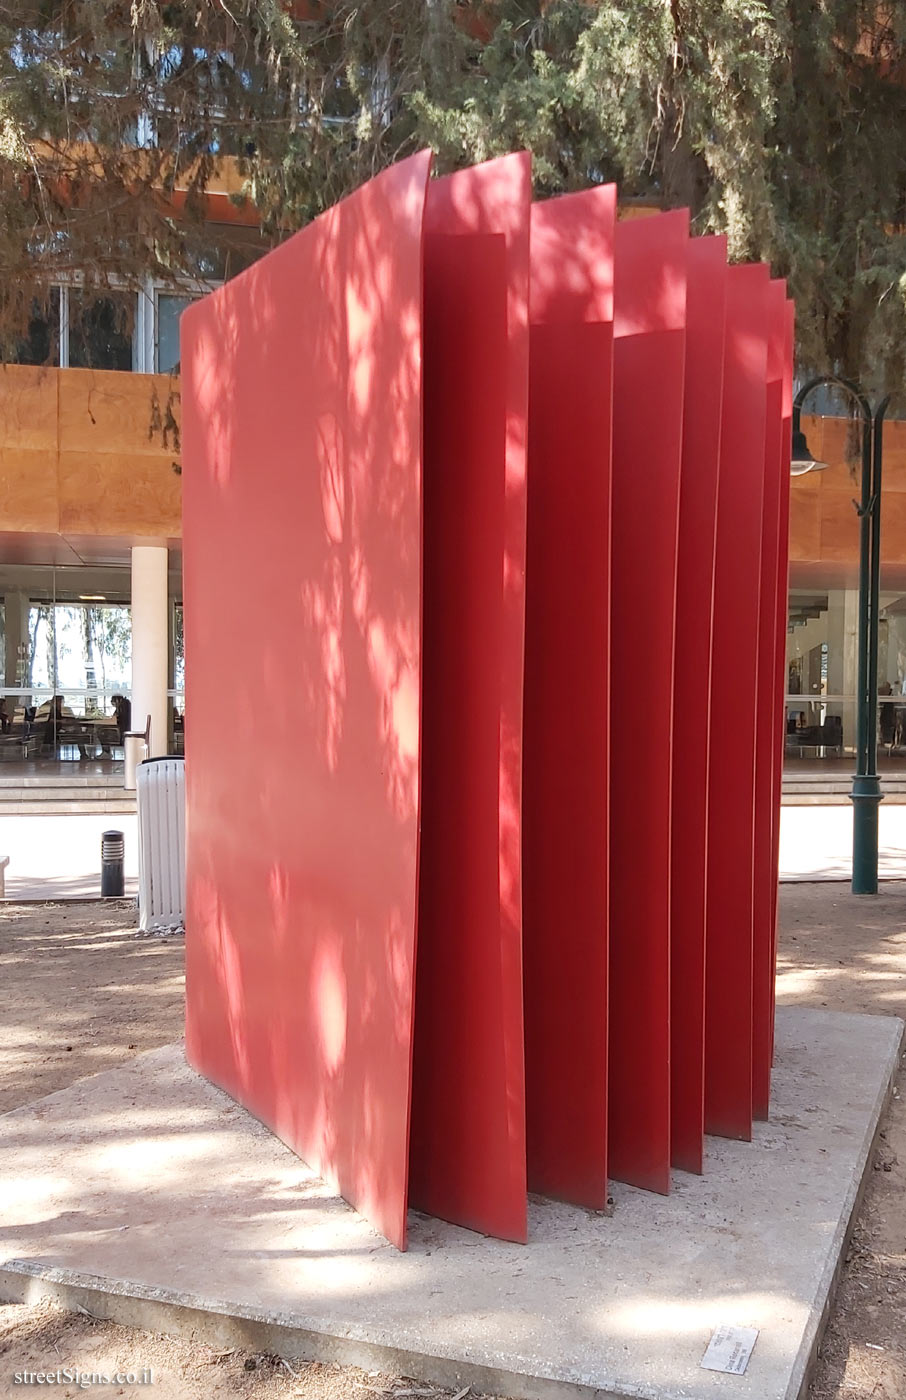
[522,186,615,1206]
[670,236,727,1173]
[705,263,769,1141]
[752,279,788,1119]
[408,154,530,1241]
[769,300,796,1063]
[181,152,432,1251]
[609,210,688,1194]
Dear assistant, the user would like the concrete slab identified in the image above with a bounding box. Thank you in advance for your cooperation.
[0,1007,901,1400]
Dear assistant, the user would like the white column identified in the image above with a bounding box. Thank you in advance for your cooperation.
[131,545,169,757]
[842,587,861,754]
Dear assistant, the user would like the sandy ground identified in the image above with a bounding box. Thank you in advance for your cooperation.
[777,883,906,1399]
[1,890,905,1399]
[0,903,455,1400]
[0,901,180,1115]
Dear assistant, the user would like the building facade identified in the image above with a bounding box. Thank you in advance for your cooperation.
[0,154,266,768]
[0,354,183,764]
[787,413,906,768]
[0,243,901,776]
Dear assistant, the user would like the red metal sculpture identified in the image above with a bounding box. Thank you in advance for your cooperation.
[181,151,432,1251]
[409,154,531,1242]
[609,210,688,1193]
[182,151,793,1248]
[671,235,728,1174]
[523,185,615,1208]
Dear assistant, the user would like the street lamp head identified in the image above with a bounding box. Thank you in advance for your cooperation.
[790,426,828,476]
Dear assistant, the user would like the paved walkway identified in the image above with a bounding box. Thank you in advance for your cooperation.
[0,814,138,900]
[778,803,906,881]
[0,804,904,900]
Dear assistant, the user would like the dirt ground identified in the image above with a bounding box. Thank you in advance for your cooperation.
[0,902,454,1400]
[0,902,183,1116]
[0,888,905,1399]
[777,882,906,1399]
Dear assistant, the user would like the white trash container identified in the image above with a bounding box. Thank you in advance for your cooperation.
[136,756,186,932]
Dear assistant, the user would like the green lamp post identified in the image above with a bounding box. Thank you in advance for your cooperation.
[792,377,891,895]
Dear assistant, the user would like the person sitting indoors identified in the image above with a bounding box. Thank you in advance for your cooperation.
[111,694,132,744]
[37,695,88,760]
[97,694,131,757]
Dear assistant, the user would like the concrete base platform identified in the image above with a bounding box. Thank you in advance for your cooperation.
[1,1008,901,1400]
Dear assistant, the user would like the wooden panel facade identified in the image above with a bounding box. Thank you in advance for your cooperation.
[0,367,902,578]
[0,364,181,543]
[791,413,906,567]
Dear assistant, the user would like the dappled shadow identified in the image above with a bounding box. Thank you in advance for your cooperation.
[613,208,687,338]
[528,185,615,325]
[0,1033,882,1399]
[0,903,183,1114]
[777,880,906,1019]
[776,882,906,1400]
[179,153,433,1246]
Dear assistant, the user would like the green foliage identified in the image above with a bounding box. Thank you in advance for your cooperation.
[1,0,905,388]
[769,2,906,390]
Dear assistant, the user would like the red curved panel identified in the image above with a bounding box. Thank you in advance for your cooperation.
[181,151,432,1251]
[409,153,530,1241]
[609,210,688,1194]
[522,185,615,1207]
[752,279,788,1120]
[670,236,727,1174]
[705,263,770,1142]
[769,300,796,1066]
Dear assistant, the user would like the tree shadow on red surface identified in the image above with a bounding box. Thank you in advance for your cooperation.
[179,153,432,1248]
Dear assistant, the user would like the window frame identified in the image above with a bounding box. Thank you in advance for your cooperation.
[39,274,220,373]
[57,278,138,372]
[151,278,219,374]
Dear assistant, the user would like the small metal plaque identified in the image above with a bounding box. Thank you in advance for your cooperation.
[700,1324,759,1375]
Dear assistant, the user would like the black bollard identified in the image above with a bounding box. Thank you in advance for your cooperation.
[101,829,125,898]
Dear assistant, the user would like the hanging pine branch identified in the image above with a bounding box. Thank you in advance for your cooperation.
[1,1,905,388]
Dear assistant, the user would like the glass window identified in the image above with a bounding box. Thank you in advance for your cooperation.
[68,290,136,371]
[52,603,132,701]
[185,238,265,283]
[172,603,185,693]
[0,561,189,765]
[5,290,61,366]
[156,293,195,373]
[784,585,906,765]
[786,589,852,760]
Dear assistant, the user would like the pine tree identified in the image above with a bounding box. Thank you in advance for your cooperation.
[1,1,904,389]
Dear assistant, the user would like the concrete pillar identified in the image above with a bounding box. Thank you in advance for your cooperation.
[131,546,169,759]
[825,591,845,698]
[888,608,906,694]
[842,587,860,754]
